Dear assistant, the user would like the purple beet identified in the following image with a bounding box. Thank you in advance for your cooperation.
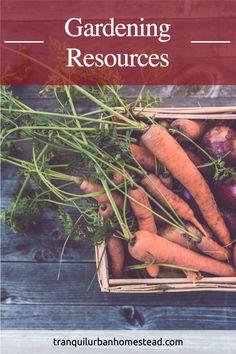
[202,125,236,167]
[221,209,236,239]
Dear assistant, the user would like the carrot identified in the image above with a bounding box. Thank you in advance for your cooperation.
[97,172,124,218]
[171,119,206,141]
[129,188,157,234]
[130,144,156,171]
[144,265,160,278]
[99,203,113,218]
[107,234,125,278]
[141,124,231,246]
[159,171,174,189]
[128,230,236,277]
[196,233,229,261]
[141,174,208,238]
[183,270,202,282]
[159,224,229,261]
[128,188,159,277]
[159,224,196,250]
[80,180,123,208]
[113,171,124,185]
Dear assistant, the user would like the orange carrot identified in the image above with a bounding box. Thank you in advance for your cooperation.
[183,270,202,282]
[144,265,160,278]
[128,230,236,277]
[80,180,123,208]
[141,174,208,238]
[159,224,229,261]
[99,203,113,218]
[196,233,229,261]
[107,234,125,279]
[130,144,156,171]
[128,188,159,277]
[171,119,206,141]
[113,171,124,185]
[141,124,231,246]
[159,224,196,250]
[129,188,157,234]
[97,172,124,218]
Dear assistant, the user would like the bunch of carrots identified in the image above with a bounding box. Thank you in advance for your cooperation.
[1,85,236,282]
[88,123,236,280]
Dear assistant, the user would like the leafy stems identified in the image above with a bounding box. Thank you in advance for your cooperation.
[9,144,49,224]
[125,263,198,272]
[1,86,202,243]
[73,85,146,130]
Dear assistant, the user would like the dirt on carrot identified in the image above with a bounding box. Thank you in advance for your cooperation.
[159,223,229,261]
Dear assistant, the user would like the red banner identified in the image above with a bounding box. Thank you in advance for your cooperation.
[1,0,236,85]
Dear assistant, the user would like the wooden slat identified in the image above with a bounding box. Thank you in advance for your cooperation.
[1,304,236,329]
[135,113,236,120]
[95,244,236,293]
[1,176,95,262]
[117,106,236,119]
[2,262,236,306]
[14,86,236,103]
[8,97,236,111]
[95,241,109,290]
[12,85,236,100]
[1,224,95,262]
[109,278,236,285]
[133,106,236,113]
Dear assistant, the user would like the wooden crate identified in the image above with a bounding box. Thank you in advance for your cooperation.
[96,106,236,293]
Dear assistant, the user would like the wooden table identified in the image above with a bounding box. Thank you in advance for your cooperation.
[1,86,236,330]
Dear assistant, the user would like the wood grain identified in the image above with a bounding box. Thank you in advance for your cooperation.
[1,262,236,306]
[1,226,95,262]
[1,304,236,329]
[1,85,236,330]
[12,85,236,100]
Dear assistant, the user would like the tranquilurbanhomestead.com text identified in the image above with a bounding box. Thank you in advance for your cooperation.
[53,337,184,347]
